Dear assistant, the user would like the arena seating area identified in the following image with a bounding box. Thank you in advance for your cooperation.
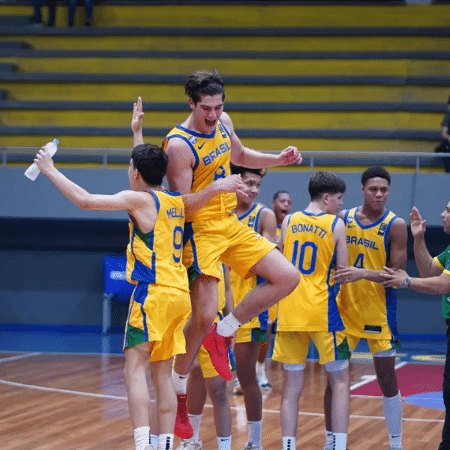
[0,0,449,166]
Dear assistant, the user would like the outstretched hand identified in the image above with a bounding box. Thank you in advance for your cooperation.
[410,206,426,238]
[131,96,144,134]
[379,266,409,288]
[34,147,55,175]
[278,146,302,166]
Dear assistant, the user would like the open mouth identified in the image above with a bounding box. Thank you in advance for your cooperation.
[205,119,216,127]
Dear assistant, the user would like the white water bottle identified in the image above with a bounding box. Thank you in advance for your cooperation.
[24,139,59,181]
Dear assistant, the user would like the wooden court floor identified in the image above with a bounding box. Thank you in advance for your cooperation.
[0,350,445,450]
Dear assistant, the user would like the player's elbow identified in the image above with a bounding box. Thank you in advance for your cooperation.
[77,196,96,210]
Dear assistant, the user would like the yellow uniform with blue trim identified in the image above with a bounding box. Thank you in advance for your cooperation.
[230,204,269,343]
[123,190,191,362]
[338,207,399,344]
[273,211,349,365]
[163,120,275,281]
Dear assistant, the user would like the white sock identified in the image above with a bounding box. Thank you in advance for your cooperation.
[189,413,202,442]
[157,433,174,450]
[133,426,150,450]
[333,432,347,450]
[383,391,403,448]
[217,435,231,450]
[150,434,159,450]
[256,361,265,379]
[172,370,188,395]
[325,430,334,446]
[247,420,262,447]
[216,313,242,337]
[282,436,295,450]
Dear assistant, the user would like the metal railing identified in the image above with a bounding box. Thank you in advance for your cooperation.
[1,147,449,172]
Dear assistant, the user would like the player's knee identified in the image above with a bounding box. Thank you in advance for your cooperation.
[279,265,300,296]
[192,309,216,332]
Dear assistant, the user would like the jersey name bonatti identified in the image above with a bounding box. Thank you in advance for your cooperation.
[290,223,327,238]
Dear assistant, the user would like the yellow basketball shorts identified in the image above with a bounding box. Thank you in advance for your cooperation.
[235,326,268,344]
[272,330,350,365]
[345,333,400,355]
[123,282,191,362]
[184,214,276,280]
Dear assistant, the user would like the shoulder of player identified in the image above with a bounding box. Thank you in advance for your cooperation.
[338,209,348,220]
[388,215,408,238]
[220,111,234,131]
[259,207,277,227]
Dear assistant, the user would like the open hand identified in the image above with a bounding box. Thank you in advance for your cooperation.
[410,206,426,238]
[131,96,145,134]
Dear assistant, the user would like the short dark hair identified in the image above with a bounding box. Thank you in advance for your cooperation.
[185,69,225,105]
[361,166,391,186]
[272,190,291,201]
[230,163,266,178]
[308,171,346,201]
[131,144,168,186]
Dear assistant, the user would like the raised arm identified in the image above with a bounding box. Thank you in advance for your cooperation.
[34,147,147,212]
[221,113,303,169]
[410,206,442,277]
[131,96,145,147]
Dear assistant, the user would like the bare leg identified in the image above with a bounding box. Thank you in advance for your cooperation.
[186,364,207,416]
[327,368,350,434]
[150,357,177,434]
[374,356,398,397]
[206,375,232,438]
[280,368,304,437]
[235,341,262,422]
[232,250,299,325]
[174,275,219,376]
[124,344,151,429]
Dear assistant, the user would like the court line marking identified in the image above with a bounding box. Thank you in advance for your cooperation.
[0,352,42,363]
[0,376,443,424]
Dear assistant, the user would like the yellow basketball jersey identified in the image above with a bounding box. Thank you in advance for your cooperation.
[338,207,398,339]
[230,203,268,330]
[126,190,189,292]
[277,211,344,332]
[162,120,236,222]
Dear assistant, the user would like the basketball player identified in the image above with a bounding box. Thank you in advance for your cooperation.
[331,166,408,450]
[131,70,302,438]
[33,143,244,450]
[228,164,277,450]
[273,171,350,450]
